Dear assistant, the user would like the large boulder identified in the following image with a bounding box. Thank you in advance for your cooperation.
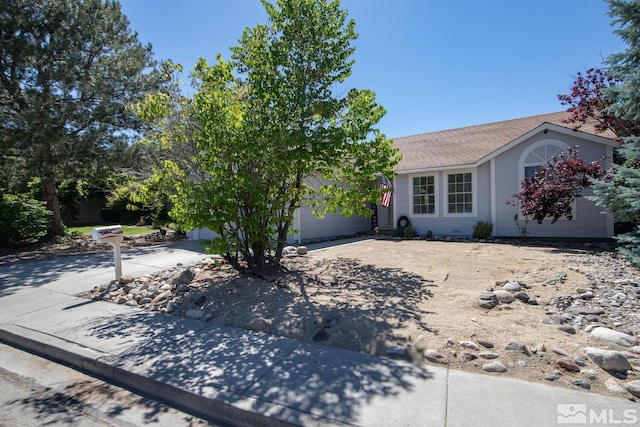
[584,347,632,372]
[590,327,637,347]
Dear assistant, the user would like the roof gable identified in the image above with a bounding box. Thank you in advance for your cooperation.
[393,112,618,173]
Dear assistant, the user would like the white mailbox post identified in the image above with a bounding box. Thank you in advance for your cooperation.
[92,225,124,281]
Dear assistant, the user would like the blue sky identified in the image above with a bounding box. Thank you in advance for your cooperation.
[119,0,625,138]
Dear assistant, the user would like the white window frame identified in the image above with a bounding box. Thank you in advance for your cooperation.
[518,139,576,221]
[443,168,477,217]
[408,173,439,217]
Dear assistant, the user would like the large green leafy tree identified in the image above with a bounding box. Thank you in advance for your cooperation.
[0,0,161,238]
[590,0,640,263]
[137,0,399,273]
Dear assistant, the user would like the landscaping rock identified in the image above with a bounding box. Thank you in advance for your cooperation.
[571,380,591,390]
[515,292,530,303]
[494,290,515,304]
[584,347,632,372]
[170,269,195,286]
[605,378,625,394]
[552,347,569,356]
[505,342,530,356]
[459,341,480,351]
[386,346,407,357]
[479,352,500,359]
[503,281,521,292]
[118,275,136,284]
[590,327,637,347]
[556,358,580,373]
[550,314,570,325]
[581,369,599,381]
[424,349,447,364]
[567,307,605,315]
[477,299,497,309]
[554,324,576,334]
[477,338,494,348]
[244,317,271,332]
[482,361,508,373]
[185,309,206,320]
[624,380,640,398]
[461,352,478,362]
[580,291,594,300]
[477,292,498,309]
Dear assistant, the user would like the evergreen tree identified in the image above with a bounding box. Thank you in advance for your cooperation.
[0,0,161,237]
[590,0,640,263]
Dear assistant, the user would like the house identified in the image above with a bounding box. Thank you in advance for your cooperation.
[188,208,371,244]
[381,111,619,239]
[188,111,619,243]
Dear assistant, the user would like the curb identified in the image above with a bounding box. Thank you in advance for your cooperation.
[0,323,322,427]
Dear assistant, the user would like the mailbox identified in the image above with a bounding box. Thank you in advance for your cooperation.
[92,225,124,281]
[92,225,124,243]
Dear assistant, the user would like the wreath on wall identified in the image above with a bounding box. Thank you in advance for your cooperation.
[396,215,411,229]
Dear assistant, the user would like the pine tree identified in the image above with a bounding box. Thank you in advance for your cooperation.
[0,0,161,237]
[590,0,640,263]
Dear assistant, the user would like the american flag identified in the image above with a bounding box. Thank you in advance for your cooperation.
[380,175,392,207]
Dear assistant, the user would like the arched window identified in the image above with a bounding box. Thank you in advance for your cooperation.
[518,139,570,185]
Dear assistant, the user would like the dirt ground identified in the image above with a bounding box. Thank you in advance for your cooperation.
[164,237,640,399]
[10,235,640,399]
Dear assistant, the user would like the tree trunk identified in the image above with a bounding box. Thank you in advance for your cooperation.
[40,143,65,238]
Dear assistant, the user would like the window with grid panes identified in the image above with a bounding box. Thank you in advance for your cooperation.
[447,173,472,213]
[412,176,435,214]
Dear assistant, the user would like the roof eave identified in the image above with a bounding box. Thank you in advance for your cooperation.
[395,163,478,175]
[475,122,620,166]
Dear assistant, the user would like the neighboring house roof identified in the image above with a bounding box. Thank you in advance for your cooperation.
[393,111,619,172]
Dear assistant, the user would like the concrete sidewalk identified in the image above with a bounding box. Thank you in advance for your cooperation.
[0,240,636,426]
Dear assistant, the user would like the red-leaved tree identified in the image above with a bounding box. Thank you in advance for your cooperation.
[509,146,611,224]
[557,67,639,138]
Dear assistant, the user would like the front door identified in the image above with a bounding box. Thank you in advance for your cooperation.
[378,203,393,230]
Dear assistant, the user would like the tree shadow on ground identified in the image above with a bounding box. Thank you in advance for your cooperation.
[82,309,436,425]
[78,257,440,424]
[0,242,207,297]
[6,373,209,426]
[251,257,438,355]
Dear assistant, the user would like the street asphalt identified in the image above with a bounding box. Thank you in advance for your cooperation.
[0,239,637,426]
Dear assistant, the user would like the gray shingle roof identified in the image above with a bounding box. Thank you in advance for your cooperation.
[392,111,617,172]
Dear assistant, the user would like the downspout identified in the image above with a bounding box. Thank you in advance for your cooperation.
[391,176,397,229]
[490,158,496,234]
[296,208,302,245]
[605,146,615,238]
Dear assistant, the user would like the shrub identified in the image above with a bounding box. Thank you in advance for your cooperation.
[393,226,418,238]
[472,221,493,239]
[0,195,51,246]
[404,226,418,238]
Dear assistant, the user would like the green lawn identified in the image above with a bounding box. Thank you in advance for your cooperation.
[68,225,155,237]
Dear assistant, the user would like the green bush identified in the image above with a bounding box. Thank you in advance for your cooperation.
[472,221,493,239]
[0,195,51,246]
[393,226,418,238]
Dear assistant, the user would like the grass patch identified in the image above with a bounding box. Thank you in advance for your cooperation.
[68,225,155,237]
